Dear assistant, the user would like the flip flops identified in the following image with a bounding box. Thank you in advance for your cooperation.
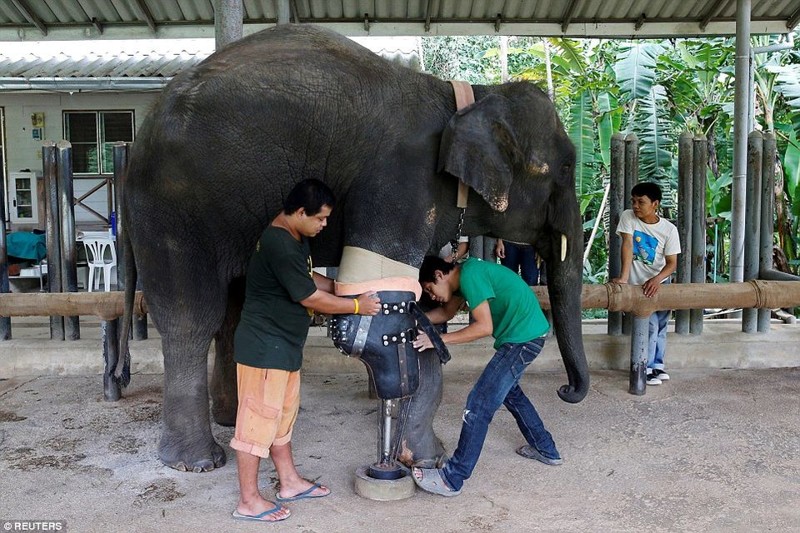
[275,482,331,503]
[411,466,462,497]
[231,503,290,522]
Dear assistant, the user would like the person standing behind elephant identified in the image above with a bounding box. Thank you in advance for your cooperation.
[611,182,680,386]
[410,255,561,497]
[495,238,546,286]
[230,179,381,522]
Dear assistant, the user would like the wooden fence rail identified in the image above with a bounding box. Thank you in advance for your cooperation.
[2,281,799,319]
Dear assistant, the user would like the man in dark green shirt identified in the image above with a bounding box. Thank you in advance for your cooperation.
[411,255,560,497]
[230,179,381,523]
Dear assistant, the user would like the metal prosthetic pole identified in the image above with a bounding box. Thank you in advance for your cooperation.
[368,399,404,480]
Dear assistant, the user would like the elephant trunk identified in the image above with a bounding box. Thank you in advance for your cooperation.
[546,216,590,403]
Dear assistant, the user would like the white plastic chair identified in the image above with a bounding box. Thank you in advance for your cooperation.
[80,232,117,292]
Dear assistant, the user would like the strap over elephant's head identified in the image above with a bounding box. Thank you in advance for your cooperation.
[439,81,516,213]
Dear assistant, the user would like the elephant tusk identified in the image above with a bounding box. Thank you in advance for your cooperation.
[561,234,567,262]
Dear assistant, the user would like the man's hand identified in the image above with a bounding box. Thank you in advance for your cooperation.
[641,278,661,298]
[356,291,381,315]
[610,277,626,284]
[495,239,506,259]
[412,331,432,352]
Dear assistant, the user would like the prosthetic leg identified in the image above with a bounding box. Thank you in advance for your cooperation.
[331,289,450,500]
[332,248,450,500]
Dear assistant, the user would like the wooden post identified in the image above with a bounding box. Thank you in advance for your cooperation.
[608,133,626,336]
[43,141,64,340]
[743,131,762,332]
[675,132,694,334]
[0,151,9,340]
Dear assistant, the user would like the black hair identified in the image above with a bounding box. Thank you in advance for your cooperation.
[283,179,335,216]
[419,255,457,283]
[630,182,662,203]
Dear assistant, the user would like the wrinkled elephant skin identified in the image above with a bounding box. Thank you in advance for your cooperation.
[120,25,589,472]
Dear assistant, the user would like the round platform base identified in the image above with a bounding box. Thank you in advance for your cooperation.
[354,465,416,501]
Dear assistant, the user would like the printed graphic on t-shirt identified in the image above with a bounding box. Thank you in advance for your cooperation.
[633,230,658,266]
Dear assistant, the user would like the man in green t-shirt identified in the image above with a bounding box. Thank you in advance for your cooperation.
[410,255,560,497]
[230,179,381,523]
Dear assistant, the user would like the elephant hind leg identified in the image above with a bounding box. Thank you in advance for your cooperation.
[210,277,246,427]
[151,284,228,472]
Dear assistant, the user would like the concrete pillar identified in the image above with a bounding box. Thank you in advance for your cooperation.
[214,0,244,50]
[730,0,752,283]
[628,316,649,395]
[276,0,291,25]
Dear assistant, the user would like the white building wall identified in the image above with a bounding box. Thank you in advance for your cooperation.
[1,91,158,231]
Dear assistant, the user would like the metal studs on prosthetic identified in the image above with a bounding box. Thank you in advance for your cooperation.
[331,290,431,400]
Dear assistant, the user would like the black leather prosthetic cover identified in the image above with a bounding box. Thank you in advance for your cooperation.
[331,290,450,400]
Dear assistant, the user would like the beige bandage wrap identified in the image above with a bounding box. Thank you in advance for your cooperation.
[334,246,422,300]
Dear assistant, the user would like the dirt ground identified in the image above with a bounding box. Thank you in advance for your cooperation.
[1,368,799,532]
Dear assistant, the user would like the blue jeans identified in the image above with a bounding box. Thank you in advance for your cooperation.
[648,309,669,370]
[441,338,558,490]
[647,278,671,371]
[500,242,543,286]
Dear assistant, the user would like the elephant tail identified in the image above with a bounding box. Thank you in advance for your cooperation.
[115,226,137,383]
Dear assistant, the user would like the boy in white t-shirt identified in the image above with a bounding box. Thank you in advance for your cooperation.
[612,182,681,385]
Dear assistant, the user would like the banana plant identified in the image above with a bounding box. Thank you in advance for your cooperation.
[613,42,672,186]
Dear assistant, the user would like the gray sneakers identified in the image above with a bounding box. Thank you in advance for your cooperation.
[516,445,564,466]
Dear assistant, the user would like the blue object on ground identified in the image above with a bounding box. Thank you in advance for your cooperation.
[6,232,46,261]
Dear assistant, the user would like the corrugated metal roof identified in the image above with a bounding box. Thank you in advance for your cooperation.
[0,36,420,91]
[1,0,799,41]
[0,49,205,79]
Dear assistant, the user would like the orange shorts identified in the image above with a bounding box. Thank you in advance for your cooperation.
[229,363,300,459]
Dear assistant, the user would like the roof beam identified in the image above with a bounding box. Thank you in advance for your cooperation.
[90,17,103,34]
[561,0,582,33]
[699,0,728,30]
[10,0,47,36]
[132,0,157,33]
[424,0,434,32]
[788,6,800,30]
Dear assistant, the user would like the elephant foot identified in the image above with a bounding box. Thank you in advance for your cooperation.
[211,401,237,427]
[396,439,447,469]
[158,435,227,473]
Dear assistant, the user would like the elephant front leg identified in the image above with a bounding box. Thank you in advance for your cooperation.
[160,339,227,472]
[398,350,446,468]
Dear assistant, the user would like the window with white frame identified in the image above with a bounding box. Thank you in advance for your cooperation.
[63,111,134,174]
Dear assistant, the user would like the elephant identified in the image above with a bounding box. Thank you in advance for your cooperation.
[119,24,590,472]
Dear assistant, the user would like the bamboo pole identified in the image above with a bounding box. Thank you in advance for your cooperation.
[0,291,147,320]
[2,282,799,321]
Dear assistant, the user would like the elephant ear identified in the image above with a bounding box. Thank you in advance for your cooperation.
[438,93,518,212]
